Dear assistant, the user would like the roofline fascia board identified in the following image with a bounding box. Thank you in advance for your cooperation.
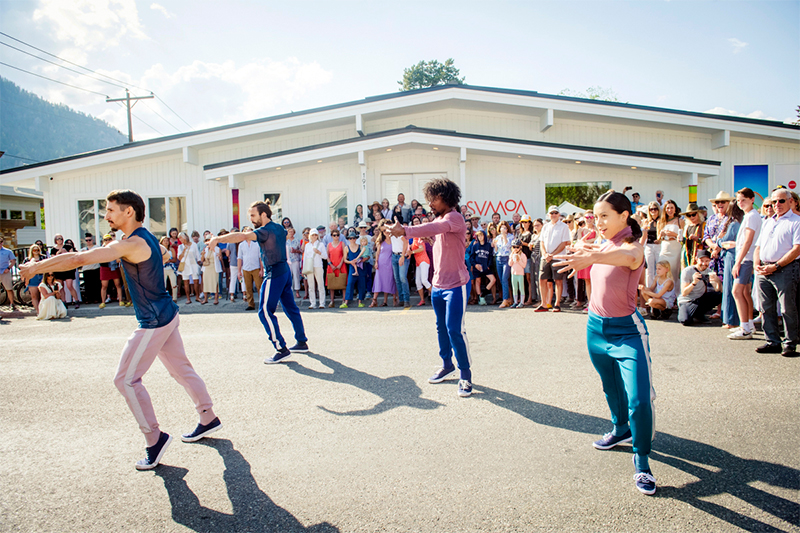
[2,84,796,179]
[204,130,720,180]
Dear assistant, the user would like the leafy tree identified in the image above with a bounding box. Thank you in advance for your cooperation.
[545,182,611,213]
[398,59,465,91]
[558,86,623,102]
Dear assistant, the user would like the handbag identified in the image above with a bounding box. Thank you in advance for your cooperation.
[178,259,185,272]
[302,259,314,276]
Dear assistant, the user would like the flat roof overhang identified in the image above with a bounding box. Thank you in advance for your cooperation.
[204,127,721,185]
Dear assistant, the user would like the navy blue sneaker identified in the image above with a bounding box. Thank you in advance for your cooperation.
[289,342,309,353]
[458,380,473,397]
[633,456,657,495]
[592,430,633,450]
[264,347,292,364]
[181,417,222,443]
[135,432,172,471]
[428,366,457,384]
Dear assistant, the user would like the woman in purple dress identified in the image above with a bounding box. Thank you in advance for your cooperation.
[371,220,397,307]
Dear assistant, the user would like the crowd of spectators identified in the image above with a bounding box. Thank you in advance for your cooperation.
[10,188,799,355]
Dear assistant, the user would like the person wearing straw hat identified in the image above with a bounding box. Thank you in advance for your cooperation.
[680,202,706,271]
[703,191,734,318]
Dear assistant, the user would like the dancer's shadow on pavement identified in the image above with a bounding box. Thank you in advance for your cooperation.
[477,385,799,532]
[154,439,338,533]
[285,353,442,416]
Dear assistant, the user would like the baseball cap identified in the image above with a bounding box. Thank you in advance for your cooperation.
[309,228,319,236]
[316,225,326,231]
[548,205,560,214]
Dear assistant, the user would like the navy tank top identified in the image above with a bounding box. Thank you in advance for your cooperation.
[121,227,179,329]
[255,221,289,279]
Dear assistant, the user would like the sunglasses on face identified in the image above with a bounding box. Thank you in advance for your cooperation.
[687,212,698,217]
[331,233,340,236]
[586,215,595,219]
[774,198,787,204]
[649,208,659,211]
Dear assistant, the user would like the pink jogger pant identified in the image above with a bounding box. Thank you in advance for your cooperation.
[114,314,213,435]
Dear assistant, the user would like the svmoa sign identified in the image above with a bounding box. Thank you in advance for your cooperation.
[464,199,528,216]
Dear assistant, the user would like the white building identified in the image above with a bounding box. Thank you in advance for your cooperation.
[1,84,798,245]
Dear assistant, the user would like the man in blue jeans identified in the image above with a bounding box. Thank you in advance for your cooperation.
[390,228,411,309]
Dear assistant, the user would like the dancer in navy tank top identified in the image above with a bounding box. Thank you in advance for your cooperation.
[22,190,221,471]
[210,200,308,363]
[554,190,657,496]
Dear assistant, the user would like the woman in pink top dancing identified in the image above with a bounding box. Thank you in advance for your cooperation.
[554,190,657,496]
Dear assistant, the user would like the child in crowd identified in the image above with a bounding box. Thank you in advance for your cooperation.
[200,237,220,305]
[411,236,432,306]
[470,230,495,306]
[640,260,675,319]
[508,240,527,308]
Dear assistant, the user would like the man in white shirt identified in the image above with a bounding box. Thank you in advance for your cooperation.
[237,226,263,310]
[727,188,762,340]
[535,206,571,312]
[80,233,101,303]
[753,188,800,357]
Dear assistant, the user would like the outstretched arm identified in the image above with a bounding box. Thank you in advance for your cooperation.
[553,242,643,277]
[20,238,147,282]
[209,231,256,249]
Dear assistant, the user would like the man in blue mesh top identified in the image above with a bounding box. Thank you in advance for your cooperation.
[210,200,308,363]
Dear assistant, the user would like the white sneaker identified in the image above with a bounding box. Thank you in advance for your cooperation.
[728,328,753,340]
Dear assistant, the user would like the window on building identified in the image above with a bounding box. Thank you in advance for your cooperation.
[263,193,282,222]
[328,190,347,224]
[147,196,187,239]
[78,200,97,247]
[544,181,611,212]
[24,211,36,226]
[77,199,119,247]
[0,210,7,219]
[10,210,22,220]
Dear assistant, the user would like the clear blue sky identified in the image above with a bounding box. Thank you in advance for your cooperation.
[1,0,797,140]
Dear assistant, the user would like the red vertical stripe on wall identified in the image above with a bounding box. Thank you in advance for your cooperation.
[232,189,240,229]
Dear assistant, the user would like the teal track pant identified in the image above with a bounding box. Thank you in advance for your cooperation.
[587,310,656,456]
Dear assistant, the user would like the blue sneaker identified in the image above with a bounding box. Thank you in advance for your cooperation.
[181,417,222,442]
[458,380,473,397]
[135,432,172,470]
[264,347,292,364]
[633,456,657,495]
[592,429,632,450]
[289,342,309,353]
[428,366,457,384]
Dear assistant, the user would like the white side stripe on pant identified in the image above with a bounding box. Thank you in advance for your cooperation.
[261,278,278,349]
[632,312,656,441]
[124,328,155,432]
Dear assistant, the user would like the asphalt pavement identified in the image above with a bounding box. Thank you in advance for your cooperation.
[1,299,798,532]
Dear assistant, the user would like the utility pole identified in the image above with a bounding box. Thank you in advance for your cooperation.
[106,89,154,143]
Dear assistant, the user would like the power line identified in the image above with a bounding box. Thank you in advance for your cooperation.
[142,101,181,133]
[0,61,109,97]
[1,153,41,162]
[0,41,127,90]
[155,95,192,129]
[0,30,149,92]
[112,101,163,136]
[0,31,194,133]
